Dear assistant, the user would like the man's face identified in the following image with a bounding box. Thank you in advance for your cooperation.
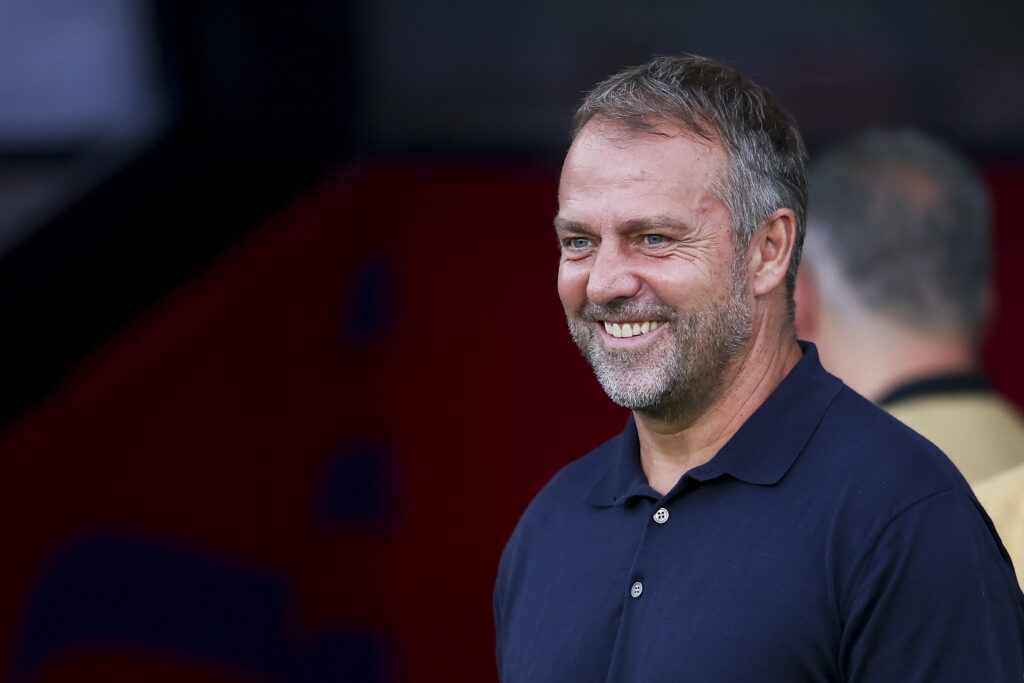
[555,121,752,419]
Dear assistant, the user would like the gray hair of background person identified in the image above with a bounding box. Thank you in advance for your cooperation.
[805,129,991,342]
[570,54,809,308]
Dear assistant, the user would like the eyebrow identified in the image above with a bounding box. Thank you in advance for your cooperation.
[553,216,587,235]
[621,216,689,233]
[553,215,689,235]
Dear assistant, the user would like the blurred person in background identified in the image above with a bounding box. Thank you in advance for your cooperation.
[976,462,1024,586]
[795,128,1024,586]
[795,128,1024,484]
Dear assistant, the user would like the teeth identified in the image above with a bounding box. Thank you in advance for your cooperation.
[602,320,663,339]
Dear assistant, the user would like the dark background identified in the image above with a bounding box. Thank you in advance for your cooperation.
[2,2,1023,681]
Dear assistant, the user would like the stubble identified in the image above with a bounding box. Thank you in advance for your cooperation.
[567,265,751,421]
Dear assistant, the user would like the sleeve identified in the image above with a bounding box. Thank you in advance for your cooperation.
[839,488,1024,682]
[493,522,521,683]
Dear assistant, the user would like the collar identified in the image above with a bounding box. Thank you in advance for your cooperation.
[877,372,991,407]
[585,341,843,507]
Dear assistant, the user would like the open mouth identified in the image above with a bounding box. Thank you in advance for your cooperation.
[602,320,663,339]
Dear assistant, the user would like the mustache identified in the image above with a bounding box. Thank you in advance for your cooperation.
[576,300,677,323]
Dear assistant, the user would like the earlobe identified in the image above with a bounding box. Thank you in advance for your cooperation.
[750,209,795,298]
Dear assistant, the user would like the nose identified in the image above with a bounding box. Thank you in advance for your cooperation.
[586,243,642,305]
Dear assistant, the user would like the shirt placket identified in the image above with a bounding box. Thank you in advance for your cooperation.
[604,475,705,682]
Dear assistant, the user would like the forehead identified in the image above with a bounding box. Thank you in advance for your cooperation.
[558,121,729,224]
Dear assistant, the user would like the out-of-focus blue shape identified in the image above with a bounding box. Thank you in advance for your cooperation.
[0,0,166,146]
[315,438,396,532]
[292,627,390,683]
[11,534,387,682]
[338,254,397,352]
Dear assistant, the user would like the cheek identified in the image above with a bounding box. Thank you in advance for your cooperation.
[643,264,729,307]
[557,261,589,309]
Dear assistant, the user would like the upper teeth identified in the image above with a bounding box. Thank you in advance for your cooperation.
[603,321,661,338]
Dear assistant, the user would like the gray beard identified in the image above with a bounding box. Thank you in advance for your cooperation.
[566,274,751,421]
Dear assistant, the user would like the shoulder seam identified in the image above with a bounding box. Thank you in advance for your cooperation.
[843,486,965,609]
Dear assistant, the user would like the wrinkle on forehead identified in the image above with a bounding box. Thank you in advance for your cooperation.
[563,122,725,195]
[563,118,733,230]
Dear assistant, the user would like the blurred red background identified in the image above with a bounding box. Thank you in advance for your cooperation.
[1,157,1022,682]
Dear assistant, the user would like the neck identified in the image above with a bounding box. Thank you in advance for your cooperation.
[814,317,977,402]
[634,319,802,495]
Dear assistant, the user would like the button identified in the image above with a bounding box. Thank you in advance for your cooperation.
[653,507,669,524]
[630,581,644,599]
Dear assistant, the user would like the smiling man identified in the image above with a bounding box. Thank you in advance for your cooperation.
[493,55,1024,682]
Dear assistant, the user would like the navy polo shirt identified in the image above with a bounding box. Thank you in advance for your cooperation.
[495,344,1024,682]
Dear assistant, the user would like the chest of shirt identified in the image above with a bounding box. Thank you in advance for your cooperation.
[497,479,846,682]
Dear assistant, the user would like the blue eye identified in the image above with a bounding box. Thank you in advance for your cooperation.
[644,234,667,246]
[569,237,590,249]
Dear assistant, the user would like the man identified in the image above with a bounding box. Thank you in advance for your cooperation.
[976,462,1024,587]
[795,128,1024,484]
[494,56,1024,681]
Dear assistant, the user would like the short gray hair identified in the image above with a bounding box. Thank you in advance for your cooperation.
[806,128,991,340]
[571,55,808,312]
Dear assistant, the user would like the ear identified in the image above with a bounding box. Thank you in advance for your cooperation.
[748,208,795,298]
